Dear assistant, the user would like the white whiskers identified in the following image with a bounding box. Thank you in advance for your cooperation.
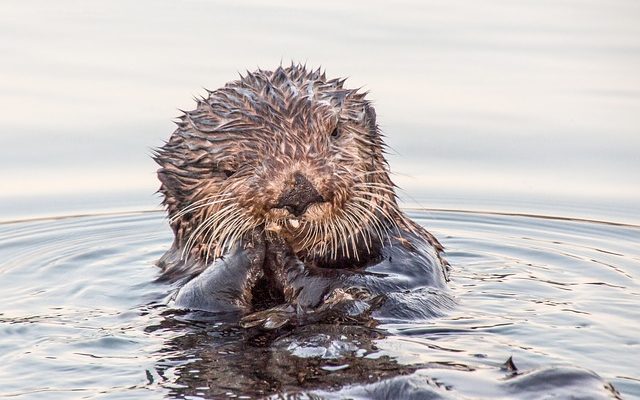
[175,194,256,264]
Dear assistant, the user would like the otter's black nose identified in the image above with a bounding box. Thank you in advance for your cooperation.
[276,172,325,216]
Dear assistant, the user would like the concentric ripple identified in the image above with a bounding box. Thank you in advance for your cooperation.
[0,212,172,398]
[0,210,638,398]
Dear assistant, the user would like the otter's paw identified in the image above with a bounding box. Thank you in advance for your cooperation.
[239,289,386,330]
[313,287,386,321]
[239,304,297,330]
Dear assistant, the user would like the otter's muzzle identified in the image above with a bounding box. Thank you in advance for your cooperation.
[275,172,325,217]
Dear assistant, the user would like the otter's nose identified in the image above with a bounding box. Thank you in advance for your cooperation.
[275,172,325,217]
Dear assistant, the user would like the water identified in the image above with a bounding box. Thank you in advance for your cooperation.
[1,0,639,398]
[0,210,637,398]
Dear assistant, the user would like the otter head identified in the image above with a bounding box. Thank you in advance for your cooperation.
[155,65,407,266]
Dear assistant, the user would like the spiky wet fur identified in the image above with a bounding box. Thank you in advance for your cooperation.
[154,64,444,281]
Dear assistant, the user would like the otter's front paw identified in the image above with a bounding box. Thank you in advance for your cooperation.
[173,240,266,313]
[239,304,297,330]
[310,287,386,323]
[239,288,386,330]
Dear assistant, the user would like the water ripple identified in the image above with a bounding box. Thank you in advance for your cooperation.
[0,209,637,398]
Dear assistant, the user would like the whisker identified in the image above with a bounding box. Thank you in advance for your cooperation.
[206,208,243,262]
[170,193,232,222]
[187,204,236,261]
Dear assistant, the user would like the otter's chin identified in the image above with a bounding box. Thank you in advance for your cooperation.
[265,202,332,228]
[264,202,334,248]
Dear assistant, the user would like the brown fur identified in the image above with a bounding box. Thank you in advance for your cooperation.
[154,64,444,282]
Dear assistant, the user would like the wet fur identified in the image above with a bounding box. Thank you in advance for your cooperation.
[154,64,449,321]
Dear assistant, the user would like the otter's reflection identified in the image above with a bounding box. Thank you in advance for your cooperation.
[146,311,434,398]
[144,308,621,399]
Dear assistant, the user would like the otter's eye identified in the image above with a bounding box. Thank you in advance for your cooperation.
[330,127,340,138]
[223,169,236,178]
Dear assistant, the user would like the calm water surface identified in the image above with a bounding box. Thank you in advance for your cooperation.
[1,0,639,398]
[0,210,637,398]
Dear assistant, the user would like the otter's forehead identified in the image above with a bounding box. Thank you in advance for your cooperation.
[156,64,385,193]
[184,65,371,143]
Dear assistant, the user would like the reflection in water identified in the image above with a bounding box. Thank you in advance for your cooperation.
[148,315,417,398]
[0,211,636,398]
[146,310,620,399]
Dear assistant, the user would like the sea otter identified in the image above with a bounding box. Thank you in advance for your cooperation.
[154,64,450,328]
